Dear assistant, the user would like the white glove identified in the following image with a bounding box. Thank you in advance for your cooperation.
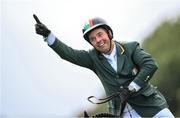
[128,81,141,92]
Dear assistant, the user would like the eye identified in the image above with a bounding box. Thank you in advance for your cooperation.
[97,32,103,37]
[89,37,96,43]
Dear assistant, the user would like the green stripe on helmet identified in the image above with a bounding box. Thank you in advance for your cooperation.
[84,23,91,30]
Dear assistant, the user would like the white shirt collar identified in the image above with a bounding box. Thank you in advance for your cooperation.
[102,44,117,59]
[102,44,117,71]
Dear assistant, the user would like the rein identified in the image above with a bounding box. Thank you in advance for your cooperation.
[87,91,121,104]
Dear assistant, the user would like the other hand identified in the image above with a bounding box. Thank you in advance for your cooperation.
[33,14,51,37]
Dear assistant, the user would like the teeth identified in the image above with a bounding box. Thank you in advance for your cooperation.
[99,42,104,47]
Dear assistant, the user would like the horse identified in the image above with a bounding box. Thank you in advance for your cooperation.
[84,110,118,117]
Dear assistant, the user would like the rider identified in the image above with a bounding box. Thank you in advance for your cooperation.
[34,15,174,117]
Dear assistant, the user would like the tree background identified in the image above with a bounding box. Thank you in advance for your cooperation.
[142,16,180,116]
[78,16,180,117]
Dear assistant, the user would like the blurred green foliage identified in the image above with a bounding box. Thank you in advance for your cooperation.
[142,16,180,116]
[78,16,180,117]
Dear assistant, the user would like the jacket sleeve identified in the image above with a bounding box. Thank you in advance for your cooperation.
[130,42,158,88]
[49,38,94,70]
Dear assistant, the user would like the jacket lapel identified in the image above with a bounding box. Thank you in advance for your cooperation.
[116,42,126,74]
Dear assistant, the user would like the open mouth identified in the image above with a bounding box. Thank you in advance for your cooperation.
[98,42,105,47]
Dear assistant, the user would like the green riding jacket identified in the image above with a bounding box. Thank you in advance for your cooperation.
[49,38,168,117]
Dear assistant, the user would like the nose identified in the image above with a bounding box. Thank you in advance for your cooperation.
[95,37,102,43]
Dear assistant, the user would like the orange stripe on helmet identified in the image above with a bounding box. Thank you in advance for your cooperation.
[89,19,93,27]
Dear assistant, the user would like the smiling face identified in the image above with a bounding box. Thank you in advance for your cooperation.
[88,28,114,54]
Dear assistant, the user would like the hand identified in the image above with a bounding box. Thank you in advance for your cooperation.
[35,23,51,37]
[128,81,141,92]
[33,14,51,37]
[119,87,134,103]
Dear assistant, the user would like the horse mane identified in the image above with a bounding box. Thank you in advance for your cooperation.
[84,111,117,117]
[92,112,117,117]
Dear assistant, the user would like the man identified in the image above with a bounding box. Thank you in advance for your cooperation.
[34,15,174,117]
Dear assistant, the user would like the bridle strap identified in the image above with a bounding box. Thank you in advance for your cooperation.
[87,92,121,104]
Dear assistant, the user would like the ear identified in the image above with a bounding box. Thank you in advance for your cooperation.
[108,30,113,39]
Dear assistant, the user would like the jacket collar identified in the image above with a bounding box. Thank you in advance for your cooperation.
[97,41,126,74]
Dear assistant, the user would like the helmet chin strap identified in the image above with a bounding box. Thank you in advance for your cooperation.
[104,39,113,55]
[104,30,113,54]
